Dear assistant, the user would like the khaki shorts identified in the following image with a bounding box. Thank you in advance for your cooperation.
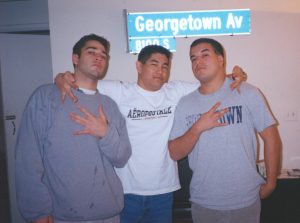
[191,199,261,223]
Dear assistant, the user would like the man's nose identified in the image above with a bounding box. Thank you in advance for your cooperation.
[195,58,204,66]
[95,54,103,61]
[157,66,164,74]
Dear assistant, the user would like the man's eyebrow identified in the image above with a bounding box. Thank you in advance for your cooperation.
[85,46,97,50]
[85,46,107,55]
[200,48,209,53]
[149,59,159,63]
[190,48,210,59]
[149,59,169,66]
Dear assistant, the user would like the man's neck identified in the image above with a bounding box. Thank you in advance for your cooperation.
[74,72,97,91]
[199,73,226,95]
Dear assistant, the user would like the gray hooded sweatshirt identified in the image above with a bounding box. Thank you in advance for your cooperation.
[15,84,131,222]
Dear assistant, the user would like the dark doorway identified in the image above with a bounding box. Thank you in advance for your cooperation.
[0,78,10,222]
[173,156,192,223]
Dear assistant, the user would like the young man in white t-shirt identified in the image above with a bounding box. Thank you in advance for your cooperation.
[55,44,246,223]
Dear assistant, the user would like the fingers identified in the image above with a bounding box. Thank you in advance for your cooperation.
[237,85,241,94]
[232,65,241,74]
[233,66,247,81]
[218,108,229,117]
[70,105,97,126]
[55,71,78,103]
[63,71,78,90]
[70,105,108,137]
[66,76,79,90]
[260,185,269,199]
[230,66,247,93]
[64,72,78,102]
[260,183,276,199]
[208,102,228,119]
[208,102,221,113]
[225,66,241,80]
[65,71,76,82]
[69,112,87,126]
[76,105,94,119]
[230,82,239,92]
[213,108,228,127]
[73,129,88,136]
[60,91,67,103]
[68,90,78,103]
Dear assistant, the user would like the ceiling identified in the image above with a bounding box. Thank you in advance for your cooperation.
[0,0,30,2]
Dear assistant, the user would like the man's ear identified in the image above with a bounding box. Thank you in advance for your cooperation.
[136,61,142,75]
[218,55,225,67]
[72,54,79,66]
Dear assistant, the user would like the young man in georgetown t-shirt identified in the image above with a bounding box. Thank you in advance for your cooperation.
[168,38,282,223]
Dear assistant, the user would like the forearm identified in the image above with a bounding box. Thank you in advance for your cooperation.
[99,122,131,167]
[264,127,282,185]
[263,126,282,186]
[168,125,202,161]
[169,102,227,160]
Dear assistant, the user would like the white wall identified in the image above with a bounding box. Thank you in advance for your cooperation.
[48,0,300,169]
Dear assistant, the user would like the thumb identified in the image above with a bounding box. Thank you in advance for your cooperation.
[98,105,106,118]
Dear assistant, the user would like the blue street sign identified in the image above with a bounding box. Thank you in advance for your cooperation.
[128,37,176,53]
[126,9,250,53]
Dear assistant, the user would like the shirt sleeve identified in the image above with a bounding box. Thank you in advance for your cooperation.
[241,84,277,133]
[97,80,124,104]
[169,99,188,141]
[168,80,199,97]
[15,86,53,221]
[97,98,132,168]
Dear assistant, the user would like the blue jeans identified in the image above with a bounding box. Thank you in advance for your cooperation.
[120,192,173,223]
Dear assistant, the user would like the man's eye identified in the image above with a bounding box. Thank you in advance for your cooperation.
[100,55,107,60]
[190,57,196,62]
[88,51,96,55]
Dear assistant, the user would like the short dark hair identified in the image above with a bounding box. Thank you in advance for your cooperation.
[190,38,224,57]
[72,34,110,57]
[138,45,172,64]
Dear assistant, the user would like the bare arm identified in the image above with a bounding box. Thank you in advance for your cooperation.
[168,102,228,161]
[259,125,282,199]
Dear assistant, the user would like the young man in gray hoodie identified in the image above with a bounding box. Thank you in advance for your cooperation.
[15,34,131,223]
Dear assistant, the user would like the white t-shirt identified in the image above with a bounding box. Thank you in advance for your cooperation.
[98,80,198,195]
